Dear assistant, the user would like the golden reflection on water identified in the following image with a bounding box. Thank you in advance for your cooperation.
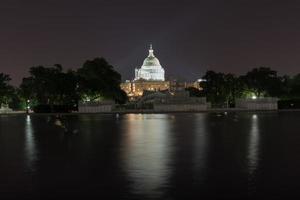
[121,114,173,198]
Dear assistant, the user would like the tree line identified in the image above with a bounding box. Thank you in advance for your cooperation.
[0,57,127,111]
[188,67,300,107]
[1,60,300,111]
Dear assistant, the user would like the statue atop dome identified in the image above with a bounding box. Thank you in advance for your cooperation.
[134,45,165,81]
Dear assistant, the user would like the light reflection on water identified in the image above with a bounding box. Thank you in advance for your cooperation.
[121,114,173,198]
[193,114,208,180]
[248,114,260,176]
[24,115,38,172]
[2,112,300,199]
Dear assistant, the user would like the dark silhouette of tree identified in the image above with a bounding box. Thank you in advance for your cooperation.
[241,67,283,97]
[202,71,226,106]
[0,73,14,107]
[18,58,128,111]
[56,70,80,105]
[289,74,300,98]
[20,65,79,106]
[202,71,244,107]
[224,73,245,106]
[77,58,128,104]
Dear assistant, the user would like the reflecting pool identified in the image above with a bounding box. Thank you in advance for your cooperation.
[1,112,300,199]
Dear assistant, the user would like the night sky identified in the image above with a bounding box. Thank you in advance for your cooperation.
[1,0,300,85]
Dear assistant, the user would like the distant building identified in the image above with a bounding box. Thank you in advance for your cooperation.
[120,45,203,100]
[134,44,165,81]
[121,80,170,98]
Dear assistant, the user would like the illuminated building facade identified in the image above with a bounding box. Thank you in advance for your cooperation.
[134,45,165,81]
[121,80,170,98]
[120,45,203,100]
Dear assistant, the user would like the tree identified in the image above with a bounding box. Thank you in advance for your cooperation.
[0,73,14,107]
[21,65,62,104]
[55,70,80,105]
[289,74,300,98]
[20,65,79,106]
[241,67,283,97]
[223,73,245,106]
[77,58,127,103]
[202,71,245,107]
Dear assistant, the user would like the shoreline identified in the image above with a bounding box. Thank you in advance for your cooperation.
[1,109,300,116]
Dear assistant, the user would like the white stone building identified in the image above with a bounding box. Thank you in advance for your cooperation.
[134,45,165,81]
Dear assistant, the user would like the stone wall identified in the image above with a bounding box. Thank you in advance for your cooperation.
[0,105,12,113]
[153,104,209,112]
[235,98,278,110]
[0,108,12,113]
[78,101,115,113]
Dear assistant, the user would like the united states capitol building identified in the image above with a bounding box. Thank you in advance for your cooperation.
[134,45,165,81]
[121,45,202,100]
[80,45,279,112]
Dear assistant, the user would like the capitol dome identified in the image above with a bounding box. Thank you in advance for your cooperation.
[142,48,161,67]
[134,45,165,81]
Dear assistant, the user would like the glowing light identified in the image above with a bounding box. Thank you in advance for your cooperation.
[197,79,207,82]
[252,95,257,100]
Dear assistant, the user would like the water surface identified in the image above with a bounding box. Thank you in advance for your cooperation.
[1,112,300,199]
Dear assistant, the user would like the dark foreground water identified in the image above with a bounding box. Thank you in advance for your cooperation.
[1,112,300,199]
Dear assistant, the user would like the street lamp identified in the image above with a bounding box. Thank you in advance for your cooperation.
[26,99,30,114]
[252,95,257,100]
